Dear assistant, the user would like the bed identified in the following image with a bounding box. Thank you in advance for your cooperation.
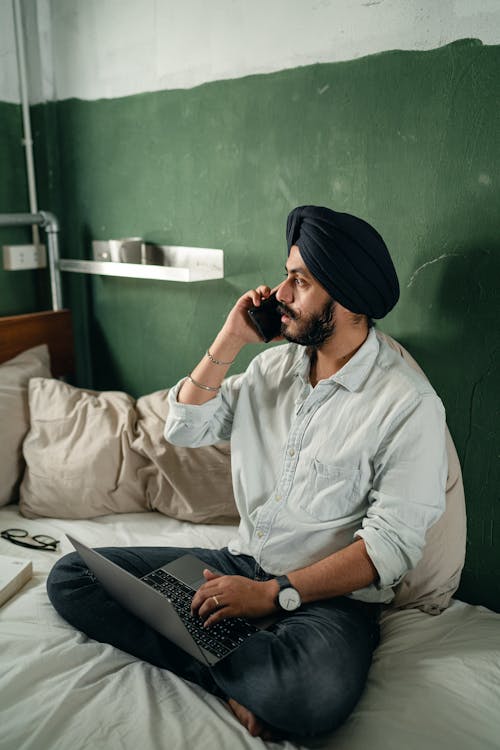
[1,310,499,750]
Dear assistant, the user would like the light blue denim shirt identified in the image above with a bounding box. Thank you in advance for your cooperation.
[165,329,447,604]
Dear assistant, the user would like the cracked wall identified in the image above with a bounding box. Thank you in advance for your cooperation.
[28,39,500,609]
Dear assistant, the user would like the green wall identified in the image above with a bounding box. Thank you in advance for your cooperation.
[0,101,47,315]
[32,38,500,611]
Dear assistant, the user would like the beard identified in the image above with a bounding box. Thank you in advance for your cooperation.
[279,299,336,348]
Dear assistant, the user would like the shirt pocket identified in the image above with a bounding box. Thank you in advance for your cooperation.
[299,459,361,522]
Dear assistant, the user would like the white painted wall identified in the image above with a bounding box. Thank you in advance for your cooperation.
[2,0,500,103]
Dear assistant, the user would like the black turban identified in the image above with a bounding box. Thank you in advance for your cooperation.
[286,205,399,319]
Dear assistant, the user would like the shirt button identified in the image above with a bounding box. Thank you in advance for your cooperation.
[275,494,281,502]
[257,531,264,538]
[288,448,295,457]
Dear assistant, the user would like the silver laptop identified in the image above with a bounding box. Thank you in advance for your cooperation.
[67,535,278,666]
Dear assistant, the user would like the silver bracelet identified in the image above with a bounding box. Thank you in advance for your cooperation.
[206,348,235,366]
[186,373,221,392]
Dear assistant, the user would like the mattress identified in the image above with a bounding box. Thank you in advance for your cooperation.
[1,504,499,750]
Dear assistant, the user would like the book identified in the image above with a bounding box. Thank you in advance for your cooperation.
[0,555,33,607]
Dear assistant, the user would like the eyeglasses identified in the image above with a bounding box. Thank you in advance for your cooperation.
[1,528,60,552]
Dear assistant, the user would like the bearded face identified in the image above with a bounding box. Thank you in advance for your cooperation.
[278,298,336,348]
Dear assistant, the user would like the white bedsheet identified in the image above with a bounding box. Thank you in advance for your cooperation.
[1,505,499,750]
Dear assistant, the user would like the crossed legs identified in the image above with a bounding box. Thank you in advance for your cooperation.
[47,546,380,738]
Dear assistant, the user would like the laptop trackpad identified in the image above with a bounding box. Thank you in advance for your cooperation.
[162,554,222,591]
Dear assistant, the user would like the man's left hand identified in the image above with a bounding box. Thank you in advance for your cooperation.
[190,570,278,627]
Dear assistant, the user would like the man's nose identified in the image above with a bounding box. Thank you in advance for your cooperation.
[276,279,293,304]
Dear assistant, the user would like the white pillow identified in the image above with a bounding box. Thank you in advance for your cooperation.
[0,345,51,506]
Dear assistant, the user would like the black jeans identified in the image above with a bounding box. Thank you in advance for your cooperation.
[46,546,380,738]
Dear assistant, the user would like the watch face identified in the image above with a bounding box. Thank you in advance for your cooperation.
[278,587,301,611]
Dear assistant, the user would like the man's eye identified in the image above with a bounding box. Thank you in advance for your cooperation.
[283,272,305,287]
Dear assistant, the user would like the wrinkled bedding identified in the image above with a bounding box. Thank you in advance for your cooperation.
[1,505,498,750]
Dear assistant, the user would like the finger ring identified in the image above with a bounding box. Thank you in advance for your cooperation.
[212,595,220,607]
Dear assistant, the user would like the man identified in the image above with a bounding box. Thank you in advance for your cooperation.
[47,205,447,740]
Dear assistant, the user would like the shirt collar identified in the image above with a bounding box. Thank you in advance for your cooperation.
[291,327,380,392]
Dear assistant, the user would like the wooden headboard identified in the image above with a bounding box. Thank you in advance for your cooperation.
[0,310,75,378]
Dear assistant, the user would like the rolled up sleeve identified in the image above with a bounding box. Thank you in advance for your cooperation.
[164,374,243,447]
[354,393,448,596]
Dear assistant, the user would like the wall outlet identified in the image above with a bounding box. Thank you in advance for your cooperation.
[2,244,47,270]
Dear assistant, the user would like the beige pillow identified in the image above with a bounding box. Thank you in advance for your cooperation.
[378,332,467,614]
[20,378,149,518]
[133,390,238,524]
[0,345,51,506]
[19,379,238,524]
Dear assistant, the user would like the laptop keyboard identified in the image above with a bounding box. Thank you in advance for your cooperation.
[142,568,260,660]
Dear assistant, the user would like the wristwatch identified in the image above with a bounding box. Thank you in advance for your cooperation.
[275,575,301,612]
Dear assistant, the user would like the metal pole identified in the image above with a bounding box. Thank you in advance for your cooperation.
[0,212,42,227]
[39,211,62,311]
[0,211,63,310]
[12,0,40,249]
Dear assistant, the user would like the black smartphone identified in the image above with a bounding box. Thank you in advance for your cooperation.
[247,292,282,342]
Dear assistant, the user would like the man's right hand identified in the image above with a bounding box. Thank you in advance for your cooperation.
[220,285,275,346]
[177,285,277,406]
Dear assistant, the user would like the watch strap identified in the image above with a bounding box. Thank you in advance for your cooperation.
[275,575,293,593]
